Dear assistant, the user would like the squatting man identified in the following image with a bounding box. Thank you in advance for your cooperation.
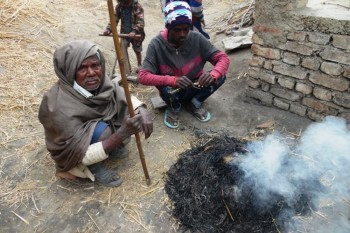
[39,40,153,187]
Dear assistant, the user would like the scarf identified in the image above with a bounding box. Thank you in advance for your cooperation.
[38,40,128,171]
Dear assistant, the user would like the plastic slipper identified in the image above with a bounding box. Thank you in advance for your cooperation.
[188,104,211,122]
[88,163,123,187]
[164,109,179,129]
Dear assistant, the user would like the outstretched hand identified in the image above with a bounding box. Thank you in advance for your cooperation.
[117,113,143,141]
[198,72,215,87]
[135,106,153,139]
[175,76,193,89]
[102,29,112,36]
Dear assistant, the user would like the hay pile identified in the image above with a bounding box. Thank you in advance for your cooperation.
[208,0,255,35]
[165,133,316,233]
[0,0,59,152]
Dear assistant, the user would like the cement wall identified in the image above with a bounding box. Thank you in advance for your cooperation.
[246,0,350,121]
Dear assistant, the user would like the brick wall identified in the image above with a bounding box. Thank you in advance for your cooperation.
[246,1,350,121]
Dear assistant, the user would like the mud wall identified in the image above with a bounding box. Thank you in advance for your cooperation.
[246,0,350,121]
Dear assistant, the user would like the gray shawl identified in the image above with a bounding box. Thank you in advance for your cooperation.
[38,40,128,171]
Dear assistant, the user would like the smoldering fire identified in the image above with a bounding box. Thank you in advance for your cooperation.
[165,116,350,233]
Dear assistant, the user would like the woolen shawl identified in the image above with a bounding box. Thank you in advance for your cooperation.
[38,40,128,172]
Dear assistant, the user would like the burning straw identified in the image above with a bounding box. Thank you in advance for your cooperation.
[165,116,350,233]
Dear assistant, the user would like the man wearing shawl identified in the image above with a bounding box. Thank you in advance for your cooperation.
[39,40,153,187]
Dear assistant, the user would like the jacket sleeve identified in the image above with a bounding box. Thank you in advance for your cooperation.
[133,3,145,33]
[209,51,230,79]
[138,69,177,87]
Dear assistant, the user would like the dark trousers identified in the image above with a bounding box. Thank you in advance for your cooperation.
[192,18,210,39]
[159,75,226,111]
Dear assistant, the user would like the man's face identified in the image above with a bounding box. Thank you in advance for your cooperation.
[76,56,103,91]
[168,23,190,48]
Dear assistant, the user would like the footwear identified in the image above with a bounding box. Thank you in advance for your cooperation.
[164,108,180,129]
[188,103,211,122]
[110,147,129,159]
[88,163,123,187]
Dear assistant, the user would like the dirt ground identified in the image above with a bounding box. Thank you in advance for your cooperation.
[0,0,313,232]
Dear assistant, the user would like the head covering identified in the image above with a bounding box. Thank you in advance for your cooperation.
[39,40,128,172]
[164,1,192,30]
[53,40,104,85]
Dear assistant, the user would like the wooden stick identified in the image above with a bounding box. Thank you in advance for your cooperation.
[86,210,100,231]
[107,0,150,185]
[98,33,142,38]
[11,211,29,225]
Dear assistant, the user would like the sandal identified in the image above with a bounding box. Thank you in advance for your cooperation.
[164,108,180,129]
[188,103,211,122]
[88,163,123,187]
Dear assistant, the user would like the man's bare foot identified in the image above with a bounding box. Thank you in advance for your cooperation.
[56,171,77,180]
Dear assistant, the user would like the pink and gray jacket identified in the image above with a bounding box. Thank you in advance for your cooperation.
[138,28,230,88]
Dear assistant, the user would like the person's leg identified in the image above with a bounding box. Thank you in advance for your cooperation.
[194,23,210,39]
[158,86,183,128]
[121,38,132,74]
[88,121,129,187]
[189,75,226,121]
[132,42,143,73]
[192,17,210,39]
[91,124,131,158]
[193,75,226,103]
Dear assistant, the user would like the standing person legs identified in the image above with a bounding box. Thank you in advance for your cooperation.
[121,38,132,75]
[192,17,210,39]
[132,37,143,73]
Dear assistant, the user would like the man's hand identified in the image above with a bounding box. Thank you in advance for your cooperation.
[117,114,143,140]
[128,32,136,38]
[198,72,215,87]
[175,76,193,89]
[135,106,153,139]
[102,29,112,36]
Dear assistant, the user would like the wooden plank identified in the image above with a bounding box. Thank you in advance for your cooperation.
[151,96,167,109]
[126,75,139,83]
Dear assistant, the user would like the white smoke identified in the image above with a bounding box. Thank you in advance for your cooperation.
[234,116,350,233]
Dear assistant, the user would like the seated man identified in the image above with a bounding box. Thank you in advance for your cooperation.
[38,40,153,187]
[139,1,230,129]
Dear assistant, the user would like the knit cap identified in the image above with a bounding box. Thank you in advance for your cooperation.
[164,1,192,29]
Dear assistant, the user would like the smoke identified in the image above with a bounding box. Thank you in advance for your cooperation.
[233,116,350,232]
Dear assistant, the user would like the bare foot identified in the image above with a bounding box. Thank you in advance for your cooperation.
[56,171,77,180]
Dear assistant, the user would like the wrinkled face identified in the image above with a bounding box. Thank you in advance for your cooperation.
[75,56,103,91]
[168,23,190,48]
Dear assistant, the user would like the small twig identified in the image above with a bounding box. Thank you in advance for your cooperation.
[31,194,40,214]
[221,189,234,222]
[240,0,255,29]
[108,189,111,208]
[56,185,73,192]
[127,210,147,229]
[76,206,83,214]
[315,211,327,219]
[11,211,29,225]
[140,187,160,197]
[270,214,281,233]
[322,2,350,10]
[86,210,100,231]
